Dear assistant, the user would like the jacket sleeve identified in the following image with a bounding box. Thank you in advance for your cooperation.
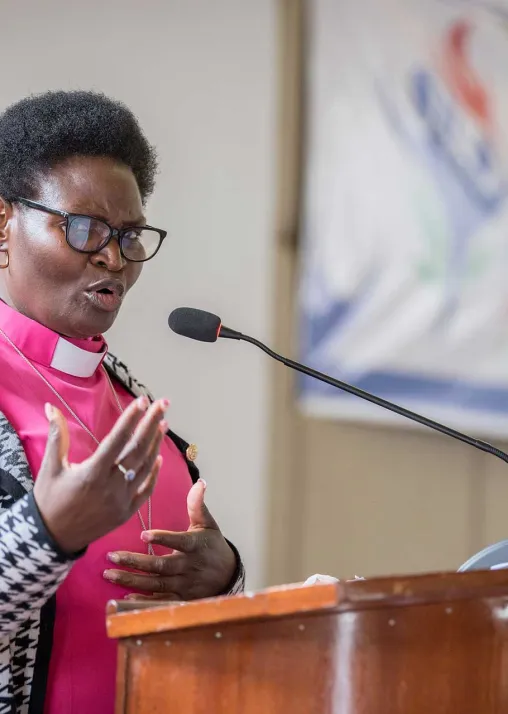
[222,539,246,595]
[0,491,76,635]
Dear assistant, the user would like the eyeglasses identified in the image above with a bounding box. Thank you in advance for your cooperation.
[13,197,167,263]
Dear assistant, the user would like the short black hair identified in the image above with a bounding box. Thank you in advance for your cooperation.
[0,90,157,204]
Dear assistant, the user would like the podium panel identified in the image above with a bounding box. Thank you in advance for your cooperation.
[107,571,508,714]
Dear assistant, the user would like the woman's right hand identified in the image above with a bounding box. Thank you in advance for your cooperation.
[33,396,167,554]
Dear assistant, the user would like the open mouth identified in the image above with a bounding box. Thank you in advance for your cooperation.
[85,280,125,312]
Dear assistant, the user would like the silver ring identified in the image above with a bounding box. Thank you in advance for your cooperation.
[117,463,136,482]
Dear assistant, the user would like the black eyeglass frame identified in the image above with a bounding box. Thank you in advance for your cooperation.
[12,197,167,263]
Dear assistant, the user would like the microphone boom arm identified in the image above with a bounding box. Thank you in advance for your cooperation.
[226,329,508,466]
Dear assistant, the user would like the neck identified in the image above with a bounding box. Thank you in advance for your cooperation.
[0,300,107,377]
[0,297,99,342]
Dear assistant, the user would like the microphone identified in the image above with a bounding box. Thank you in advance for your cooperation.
[168,307,508,465]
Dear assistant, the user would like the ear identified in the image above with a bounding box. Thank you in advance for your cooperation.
[0,197,13,251]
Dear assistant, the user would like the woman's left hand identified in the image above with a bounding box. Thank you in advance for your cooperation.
[103,479,237,600]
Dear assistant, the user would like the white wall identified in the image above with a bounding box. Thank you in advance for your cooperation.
[0,0,277,587]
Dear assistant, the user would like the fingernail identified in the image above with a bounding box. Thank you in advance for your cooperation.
[107,553,120,564]
[198,478,207,490]
[44,403,55,421]
[161,399,170,410]
[136,396,149,410]
[159,420,168,433]
[103,570,117,582]
[141,532,153,543]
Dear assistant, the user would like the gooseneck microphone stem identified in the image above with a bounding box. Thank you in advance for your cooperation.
[228,329,508,466]
[167,307,508,467]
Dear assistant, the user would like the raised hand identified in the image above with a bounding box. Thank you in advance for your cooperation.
[34,396,168,553]
[104,479,237,600]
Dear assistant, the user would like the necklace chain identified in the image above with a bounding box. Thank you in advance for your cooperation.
[0,325,153,554]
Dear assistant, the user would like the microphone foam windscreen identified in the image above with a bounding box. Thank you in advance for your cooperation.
[168,307,221,343]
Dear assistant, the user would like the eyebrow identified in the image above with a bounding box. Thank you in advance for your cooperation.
[64,206,147,226]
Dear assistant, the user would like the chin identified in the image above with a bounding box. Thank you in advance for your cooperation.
[83,313,118,338]
[64,308,120,339]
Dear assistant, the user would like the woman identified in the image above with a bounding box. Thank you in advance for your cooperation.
[0,90,244,714]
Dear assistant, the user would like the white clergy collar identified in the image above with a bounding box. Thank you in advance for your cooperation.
[50,336,107,378]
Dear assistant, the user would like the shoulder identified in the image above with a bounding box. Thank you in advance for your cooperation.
[103,353,153,400]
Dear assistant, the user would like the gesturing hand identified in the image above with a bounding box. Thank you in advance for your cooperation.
[104,479,237,600]
[34,396,168,554]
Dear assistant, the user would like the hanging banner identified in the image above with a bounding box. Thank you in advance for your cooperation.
[299,0,508,436]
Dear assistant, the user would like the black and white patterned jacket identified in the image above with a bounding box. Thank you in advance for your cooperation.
[0,353,245,714]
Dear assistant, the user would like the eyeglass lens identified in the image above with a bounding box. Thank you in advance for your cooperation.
[68,216,160,261]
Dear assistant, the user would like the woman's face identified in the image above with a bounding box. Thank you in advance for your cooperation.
[0,156,145,338]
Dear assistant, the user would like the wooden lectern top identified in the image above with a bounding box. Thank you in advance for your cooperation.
[107,568,508,638]
[107,570,508,714]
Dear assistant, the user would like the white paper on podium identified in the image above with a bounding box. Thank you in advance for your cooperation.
[303,574,365,585]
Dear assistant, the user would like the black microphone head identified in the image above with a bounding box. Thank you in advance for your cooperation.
[168,307,221,343]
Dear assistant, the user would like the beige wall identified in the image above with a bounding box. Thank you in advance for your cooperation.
[0,0,278,588]
[2,0,505,591]
[266,0,508,586]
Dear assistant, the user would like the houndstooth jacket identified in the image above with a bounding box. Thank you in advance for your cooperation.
[0,353,245,714]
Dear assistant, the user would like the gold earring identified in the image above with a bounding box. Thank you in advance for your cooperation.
[0,252,9,269]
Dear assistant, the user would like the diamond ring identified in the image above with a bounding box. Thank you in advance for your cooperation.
[116,463,136,482]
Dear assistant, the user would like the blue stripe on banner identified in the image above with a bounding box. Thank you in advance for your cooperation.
[299,371,508,414]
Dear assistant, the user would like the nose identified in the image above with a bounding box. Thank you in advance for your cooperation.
[89,237,125,272]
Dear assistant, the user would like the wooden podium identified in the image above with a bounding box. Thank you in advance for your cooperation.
[107,569,508,713]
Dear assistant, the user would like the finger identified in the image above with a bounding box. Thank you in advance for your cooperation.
[92,396,149,468]
[141,529,199,554]
[40,404,71,474]
[116,400,168,472]
[103,569,185,595]
[117,416,164,471]
[123,593,182,602]
[107,550,186,576]
[125,425,164,491]
[187,479,219,530]
[131,455,162,511]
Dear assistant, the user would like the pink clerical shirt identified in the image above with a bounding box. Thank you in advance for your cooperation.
[0,300,192,714]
